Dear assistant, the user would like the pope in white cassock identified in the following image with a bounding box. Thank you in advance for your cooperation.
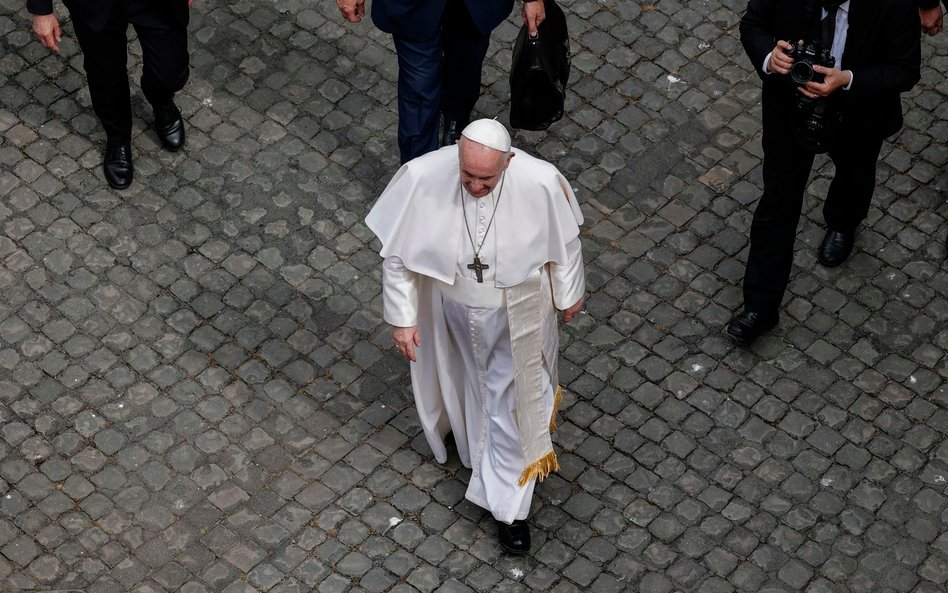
[365,119,586,554]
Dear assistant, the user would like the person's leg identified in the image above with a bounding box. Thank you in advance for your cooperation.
[70,12,132,142]
[441,301,540,525]
[126,0,190,150]
[742,153,815,315]
[742,98,817,317]
[126,0,190,109]
[392,32,443,162]
[823,135,885,234]
[440,0,491,131]
[70,9,134,188]
[471,309,545,525]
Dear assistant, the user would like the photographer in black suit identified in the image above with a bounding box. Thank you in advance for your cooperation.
[27,0,191,189]
[725,0,921,345]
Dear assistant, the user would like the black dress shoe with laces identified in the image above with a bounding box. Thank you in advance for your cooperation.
[497,520,530,554]
[103,139,133,189]
[818,229,855,267]
[724,310,778,346]
[154,101,186,151]
[441,117,468,147]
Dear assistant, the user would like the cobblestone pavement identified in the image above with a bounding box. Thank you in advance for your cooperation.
[1,0,947,591]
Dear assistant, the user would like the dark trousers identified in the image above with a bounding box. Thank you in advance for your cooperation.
[392,0,492,163]
[743,96,884,315]
[71,0,189,141]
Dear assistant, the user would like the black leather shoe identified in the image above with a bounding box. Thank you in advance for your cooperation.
[441,117,468,147]
[154,101,186,151]
[498,520,530,554]
[103,139,133,189]
[724,310,778,346]
[818,229,855,267]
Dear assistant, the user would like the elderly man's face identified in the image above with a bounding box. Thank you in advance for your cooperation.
[459,139,513,198]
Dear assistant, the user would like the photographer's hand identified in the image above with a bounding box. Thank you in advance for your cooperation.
[32,14,62,52]
[336,0,366,22]
[768,40,795,75]
[798,66,852,98]
[920,5,944,35]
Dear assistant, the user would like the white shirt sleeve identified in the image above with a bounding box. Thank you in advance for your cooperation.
[382,256,419,327]
[843,70,853,91]
[762,51,774,75]
[550,237,585,310]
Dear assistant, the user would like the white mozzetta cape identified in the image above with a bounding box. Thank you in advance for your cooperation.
[365,144,583,288]
[366,144,585,485]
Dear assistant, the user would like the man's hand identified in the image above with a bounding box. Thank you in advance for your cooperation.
[562,297,584,323]
[768,40,795,75]
[920,6,944,35]
[337,0,366,23]
[393,325,421,362]
[797,66,851,98]
[32,14,62,53]
[522,1,546,37]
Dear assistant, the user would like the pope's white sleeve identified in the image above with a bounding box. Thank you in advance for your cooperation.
[550,237,585,310]
[382,256,419,327]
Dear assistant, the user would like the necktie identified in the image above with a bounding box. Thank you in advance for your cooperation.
[822,6,838,49]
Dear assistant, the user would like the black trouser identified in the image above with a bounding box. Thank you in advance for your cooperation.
[392,0,491,162]
[440,0,491,124]
[743,93,885,315]
[71,0,189,142]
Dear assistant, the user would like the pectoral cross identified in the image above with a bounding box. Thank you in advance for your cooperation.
[467,256,489,283]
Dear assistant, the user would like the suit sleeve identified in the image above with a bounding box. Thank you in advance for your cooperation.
[740,0,778,80]
[846,1,921,98]
[26,0,54,15]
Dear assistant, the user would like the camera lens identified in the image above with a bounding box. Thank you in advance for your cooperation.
[790,62,813,85]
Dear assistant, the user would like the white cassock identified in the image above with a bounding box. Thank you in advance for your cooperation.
[366,144,585,524]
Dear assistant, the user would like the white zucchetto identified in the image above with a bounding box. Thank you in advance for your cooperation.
[460,119,512,152]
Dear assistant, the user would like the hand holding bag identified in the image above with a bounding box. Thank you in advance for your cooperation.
[509,0,570,131]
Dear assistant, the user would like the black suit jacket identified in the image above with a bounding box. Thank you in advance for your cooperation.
[371,0,514,38]
[740,0,921,139]
[27,0,189,32]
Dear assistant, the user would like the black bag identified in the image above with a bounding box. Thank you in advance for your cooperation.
[509,0,570,131]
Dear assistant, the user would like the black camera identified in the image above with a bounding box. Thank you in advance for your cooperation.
[785,40,839,153]
[786,40,836,85]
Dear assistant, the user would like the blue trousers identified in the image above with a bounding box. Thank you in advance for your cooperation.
[392,0,492,163]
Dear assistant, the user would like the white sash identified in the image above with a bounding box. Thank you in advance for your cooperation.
[436,276,506,309]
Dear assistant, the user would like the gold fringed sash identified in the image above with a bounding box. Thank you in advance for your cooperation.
[507,270,561,489]
[518,449,560,487]
[549,386,564,432]
[518,386,565,486]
